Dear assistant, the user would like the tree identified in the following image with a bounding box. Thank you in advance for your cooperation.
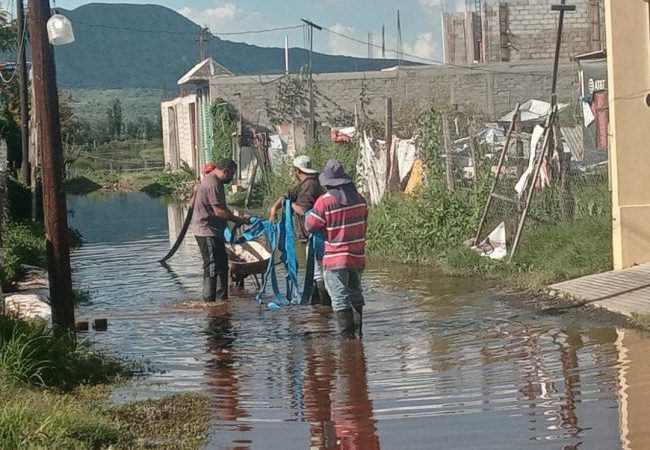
[106,98,123,139]
[0,7,20,172]
[0,7,16,51]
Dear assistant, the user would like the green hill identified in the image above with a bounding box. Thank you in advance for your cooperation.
[53,3,413,90]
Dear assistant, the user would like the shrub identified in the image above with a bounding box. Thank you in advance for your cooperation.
[0,315,128,391]
[2,222,46,291]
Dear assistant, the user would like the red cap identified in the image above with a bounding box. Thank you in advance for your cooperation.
[203,162,216,174]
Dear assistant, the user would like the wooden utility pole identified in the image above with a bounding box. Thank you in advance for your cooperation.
[385,98,393,190]
[28,0,75,330]
[17,0,31,187]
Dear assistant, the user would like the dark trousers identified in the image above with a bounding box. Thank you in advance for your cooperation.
[196,235,229,301]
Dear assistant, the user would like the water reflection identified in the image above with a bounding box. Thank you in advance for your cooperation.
[331,341,380,450]
[616,330,650,450]
[65,192,650,449]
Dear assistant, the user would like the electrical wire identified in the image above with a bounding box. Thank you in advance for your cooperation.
[69,19,302,38]
[322,24,556,78]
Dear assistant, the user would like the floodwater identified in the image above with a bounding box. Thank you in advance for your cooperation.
[67,191,650,450]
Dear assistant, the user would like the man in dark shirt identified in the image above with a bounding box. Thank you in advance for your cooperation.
[268,155,330,308]
[192,158,249,302]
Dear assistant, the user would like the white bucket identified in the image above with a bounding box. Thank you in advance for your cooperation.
[47,13,75,46]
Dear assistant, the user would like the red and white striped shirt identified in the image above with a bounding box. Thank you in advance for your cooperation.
[305,190,368,270]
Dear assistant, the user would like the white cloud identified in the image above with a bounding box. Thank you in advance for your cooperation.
[328,23,368,58]
[179,2,262,33]
[404,32,439,62]
[420,0,466,12]
[327,23,440,63]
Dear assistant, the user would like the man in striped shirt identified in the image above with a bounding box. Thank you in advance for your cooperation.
[305,159,368,339]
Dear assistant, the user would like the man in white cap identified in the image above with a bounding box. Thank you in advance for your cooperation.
[268,155,330,308]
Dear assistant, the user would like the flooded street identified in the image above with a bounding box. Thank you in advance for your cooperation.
[67,192,650,450]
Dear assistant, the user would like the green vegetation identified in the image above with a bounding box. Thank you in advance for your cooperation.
[210,99,238,163]
[0,315,127,389]
[62,88,163,122]
[367,169,612,290]
[0,315,212,450]
[140,168,195,198]
[630,313,650,330]
[2,222,46,291]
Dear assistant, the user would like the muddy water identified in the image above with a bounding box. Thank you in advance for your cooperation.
[67,192,650,450]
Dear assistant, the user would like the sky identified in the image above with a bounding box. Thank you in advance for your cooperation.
[42,0,471,63]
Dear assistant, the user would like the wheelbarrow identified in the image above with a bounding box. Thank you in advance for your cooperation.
[224,224,272,289]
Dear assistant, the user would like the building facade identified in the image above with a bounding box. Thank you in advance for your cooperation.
[443,0,606,64]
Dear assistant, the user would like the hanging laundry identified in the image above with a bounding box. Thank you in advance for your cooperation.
[515,125,545,195]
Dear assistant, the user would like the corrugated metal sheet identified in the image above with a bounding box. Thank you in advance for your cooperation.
[561,126,584,162]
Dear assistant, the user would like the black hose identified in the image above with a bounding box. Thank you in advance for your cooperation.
[159,206,194,264]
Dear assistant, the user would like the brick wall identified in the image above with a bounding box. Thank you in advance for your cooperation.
[210,61,578,130]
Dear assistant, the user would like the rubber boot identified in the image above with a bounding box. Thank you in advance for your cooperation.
[202,276,217,302]
[310,281,321,305]
[316,280,331,308]
[352,304,363,339]
[336,308,355,339]
[216,272,229,300]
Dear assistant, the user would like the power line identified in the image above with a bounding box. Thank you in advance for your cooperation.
[69,19,302,37]
[321,23,555,78]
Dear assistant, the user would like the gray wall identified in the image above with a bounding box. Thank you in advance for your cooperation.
[210,61,578,130]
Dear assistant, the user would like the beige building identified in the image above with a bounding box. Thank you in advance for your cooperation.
[161,58,233,177]
[606,0,650,269]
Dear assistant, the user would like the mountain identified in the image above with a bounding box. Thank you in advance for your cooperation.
[53,3,415,90]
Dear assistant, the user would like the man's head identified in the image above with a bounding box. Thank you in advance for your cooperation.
[213,158,237,183]
[292,155,318,180]
[203,162,217,174]
[318,159,352,189]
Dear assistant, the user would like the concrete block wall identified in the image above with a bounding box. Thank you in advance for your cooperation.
[161,95,197,170]
[210,61,578,131]
[500,0,593,61]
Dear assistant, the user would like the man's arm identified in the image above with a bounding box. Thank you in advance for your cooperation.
[305,199,326,233]
[268,196,285,221]
[212,204,249,226]
[292,203,308,216]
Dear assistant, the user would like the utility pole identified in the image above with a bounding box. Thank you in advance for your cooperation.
[17,0,30,188]
[28,0,76,330]
[301,18,322,143]
[550,0,576,99]
[197,27,209,62]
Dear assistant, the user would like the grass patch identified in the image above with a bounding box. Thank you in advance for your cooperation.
[2,222,47,291]
[109,393,212,449]
[0,315,128,390]
[366,179,612,291]
[65,176,102,194]
[630,312,650,330]
[0,385,212,450]
[0,316,212,449]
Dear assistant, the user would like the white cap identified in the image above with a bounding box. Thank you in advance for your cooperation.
[292,155,318,174]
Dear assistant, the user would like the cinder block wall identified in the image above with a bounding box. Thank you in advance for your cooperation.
[210,61,578,130]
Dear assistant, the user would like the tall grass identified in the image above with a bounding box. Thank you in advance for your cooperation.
[368,174,612,290]
[0,388,123,450]
[0,315,128,391]
[2,222,47,291]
